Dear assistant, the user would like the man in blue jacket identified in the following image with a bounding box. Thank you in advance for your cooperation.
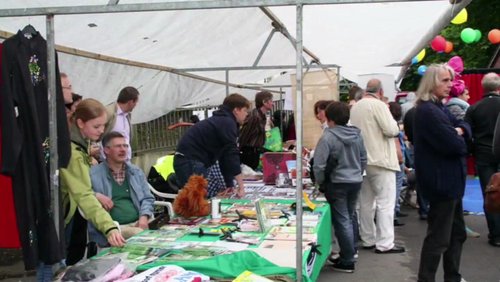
[414,64,471,282]
[174,93,250,198]
[89,131,155,247]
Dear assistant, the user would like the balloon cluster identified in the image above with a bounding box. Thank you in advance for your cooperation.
[461,28,482,44]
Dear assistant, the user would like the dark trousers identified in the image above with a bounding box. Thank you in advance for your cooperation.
[240,146,261,170]
[417,199,466,282]
[173,155,208,188]
[65,211,88,266]
[476,161,500,240]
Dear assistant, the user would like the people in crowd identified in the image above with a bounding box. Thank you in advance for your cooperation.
[173,93,250,198]
[388,102,407,226]
[313,100,334,130]
[446,85,470,120]
[445,80,480,238]
[239,91,274,170]
[350,79,404,254]
[403,106,429,219]
[313,101,367,273]
[401,92,416,120]
[60,99,126,265]
[347,85,364,108]
[414,64,470,282]
[103,86,140,161]
[60,72,73,105]
[89,131,155,247]
[69,93,83,114]
[465,72,500,247]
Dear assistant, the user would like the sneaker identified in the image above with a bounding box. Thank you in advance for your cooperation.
[465,226,480,238]
[353,250,359,259]
[327,254,340,264]
[332,261,355,273]
[375,245,406,254]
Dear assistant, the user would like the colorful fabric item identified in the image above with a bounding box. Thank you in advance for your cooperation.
[263,127,283,152]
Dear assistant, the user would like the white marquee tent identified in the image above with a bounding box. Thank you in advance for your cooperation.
[0,0,470,124]
[0,1,472,279]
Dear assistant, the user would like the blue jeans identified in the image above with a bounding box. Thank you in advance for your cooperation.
[173,155,208,188]
[395,164,404,215]
[476,161,500,240]
[324,182,362,264]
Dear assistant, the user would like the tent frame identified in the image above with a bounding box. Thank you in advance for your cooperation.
[0,0,469,280]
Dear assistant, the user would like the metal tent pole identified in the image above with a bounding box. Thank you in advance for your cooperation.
[295,3,304,281]
[46,14,60,241]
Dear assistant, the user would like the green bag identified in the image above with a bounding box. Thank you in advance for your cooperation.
[263,127,283,152]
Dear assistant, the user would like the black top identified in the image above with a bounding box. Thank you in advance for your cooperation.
[176,105,241,186]
[465,93,500,161]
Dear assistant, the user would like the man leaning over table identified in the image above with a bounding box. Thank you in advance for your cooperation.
[89,131,154,247]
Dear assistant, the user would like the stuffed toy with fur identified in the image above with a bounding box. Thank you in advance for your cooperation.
[173,175,210,218]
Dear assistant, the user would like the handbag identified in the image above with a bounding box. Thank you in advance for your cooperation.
[485,172,500,213]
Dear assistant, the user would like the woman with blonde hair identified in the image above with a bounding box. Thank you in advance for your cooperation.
[62,98,125,265]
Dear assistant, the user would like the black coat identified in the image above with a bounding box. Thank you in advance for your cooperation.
[465,93,500,162]
[1,31,70,269]
[414,100,470,202]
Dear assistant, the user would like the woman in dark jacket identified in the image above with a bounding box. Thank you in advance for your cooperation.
[413,64,471,282]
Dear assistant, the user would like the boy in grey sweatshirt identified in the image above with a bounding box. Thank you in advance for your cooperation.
[313,101,367,273]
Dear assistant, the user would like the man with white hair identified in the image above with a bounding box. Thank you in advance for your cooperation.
[465,72,500,248]
[350,79,405,254]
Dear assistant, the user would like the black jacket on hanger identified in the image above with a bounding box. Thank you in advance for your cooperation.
[0,30,70,269]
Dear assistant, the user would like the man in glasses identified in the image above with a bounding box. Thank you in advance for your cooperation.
[89,131,154,248]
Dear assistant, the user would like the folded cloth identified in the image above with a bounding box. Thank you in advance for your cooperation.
[62,257,121,281]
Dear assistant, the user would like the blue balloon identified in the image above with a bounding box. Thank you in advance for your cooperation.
[417,65,427,76]
[411,57,418,65]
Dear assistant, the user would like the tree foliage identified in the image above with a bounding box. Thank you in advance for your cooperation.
[400,0,500,91]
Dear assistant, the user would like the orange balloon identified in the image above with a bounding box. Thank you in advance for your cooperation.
[445,41,454,53]
[488,29,500,44]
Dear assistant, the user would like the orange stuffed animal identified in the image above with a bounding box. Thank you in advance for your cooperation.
[173,175,210,218]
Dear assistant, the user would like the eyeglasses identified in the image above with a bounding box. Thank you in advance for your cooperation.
[107,144,129,149]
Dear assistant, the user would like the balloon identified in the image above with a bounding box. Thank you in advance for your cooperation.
[416,49,426,62]
[411,57,418,65]
[474,29,482,42]
[431,35,447,52]
[417,65,427,76]
[444,41,454,53]
[451,8,467,25]
[461,28,476,44]
[488,29,500,44]
[448,56,464,73]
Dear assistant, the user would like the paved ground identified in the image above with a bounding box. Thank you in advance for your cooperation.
[318,206,500,282]
[2,206,499,281]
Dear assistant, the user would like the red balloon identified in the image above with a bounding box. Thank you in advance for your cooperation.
[488,29,500,44]
[431,35,447,52]
[445,41,454,53]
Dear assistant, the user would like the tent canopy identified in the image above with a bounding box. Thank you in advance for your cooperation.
[0,0,466,123]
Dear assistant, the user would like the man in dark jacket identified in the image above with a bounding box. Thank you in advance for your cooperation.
[465,72,500,247]
[414,64,471,282]
[174,93,250,198]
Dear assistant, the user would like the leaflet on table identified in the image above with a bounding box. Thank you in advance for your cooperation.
[233,270,273,282]
[267,226,316,234]
[264,230,317,242]
[126,229,189,247]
